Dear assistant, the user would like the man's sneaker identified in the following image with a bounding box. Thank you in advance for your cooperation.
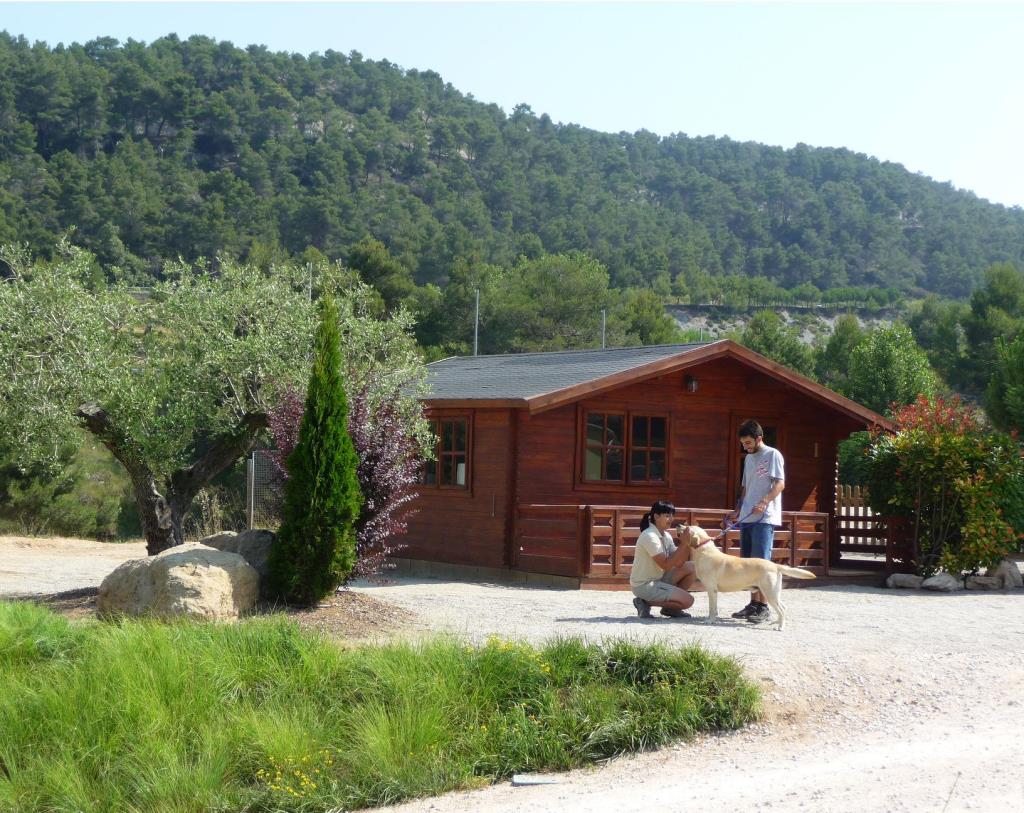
[746,603,772,624]
[632,597,653,618]
[731,602,755,619]
[660,607,691,618]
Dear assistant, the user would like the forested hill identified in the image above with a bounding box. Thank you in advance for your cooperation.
[1,31,1022,297]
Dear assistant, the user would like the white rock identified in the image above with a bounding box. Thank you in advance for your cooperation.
[886,573,924,589]
[986,559,1024,590]
[511,774,560,786]
[921,572,962,592]
[98,543,258,621]
[965,575,1004,590]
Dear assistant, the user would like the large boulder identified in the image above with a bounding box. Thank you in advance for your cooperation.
[98,544,258,621]
[921,572,962,592]
[986,559,1024,590]
[886,573,924,589]
[200,529,276,582]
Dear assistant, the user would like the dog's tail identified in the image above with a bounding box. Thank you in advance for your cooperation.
[777,565,816,580]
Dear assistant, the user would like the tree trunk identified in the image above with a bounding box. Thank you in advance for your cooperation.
[130,471,176,556]
[78,404,268,555]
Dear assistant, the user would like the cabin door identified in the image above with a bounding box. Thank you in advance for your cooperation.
[727,413,786,514]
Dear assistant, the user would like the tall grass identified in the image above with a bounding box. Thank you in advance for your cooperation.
[0,602,760,812]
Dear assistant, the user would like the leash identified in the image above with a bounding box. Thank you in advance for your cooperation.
[712,509,764,542]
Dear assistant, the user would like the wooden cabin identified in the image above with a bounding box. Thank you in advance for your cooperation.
[402,340,893,587]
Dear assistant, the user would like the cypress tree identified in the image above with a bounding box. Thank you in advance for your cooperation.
[266,294,363,605]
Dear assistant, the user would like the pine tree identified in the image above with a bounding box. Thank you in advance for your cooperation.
[266,294,363,605]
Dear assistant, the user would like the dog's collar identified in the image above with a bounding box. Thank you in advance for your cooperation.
[695,537,715,548]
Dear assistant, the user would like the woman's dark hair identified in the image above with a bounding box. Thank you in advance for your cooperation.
[640,500,676,531]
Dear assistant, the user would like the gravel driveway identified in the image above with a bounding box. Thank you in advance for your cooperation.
[2,536,1022,812]
[358,577,1024,813]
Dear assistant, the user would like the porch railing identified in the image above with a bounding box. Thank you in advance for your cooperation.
[584,506,829,579]
[514,501,914,580]
[515,504,830,580]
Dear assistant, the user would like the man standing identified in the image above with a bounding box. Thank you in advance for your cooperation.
[727,419,785,624]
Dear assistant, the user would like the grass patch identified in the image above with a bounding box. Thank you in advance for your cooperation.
[0,601,760,812]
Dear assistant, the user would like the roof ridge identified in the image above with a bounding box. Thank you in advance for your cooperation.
[426,341,713,365]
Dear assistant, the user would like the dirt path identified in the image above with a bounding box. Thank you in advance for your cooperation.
[2,537,1022,812]
[0,535,147,595]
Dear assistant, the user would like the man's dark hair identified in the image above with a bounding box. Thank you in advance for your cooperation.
[738,419,763,440]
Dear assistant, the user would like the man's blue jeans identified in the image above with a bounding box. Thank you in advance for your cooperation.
[740,522,774,560]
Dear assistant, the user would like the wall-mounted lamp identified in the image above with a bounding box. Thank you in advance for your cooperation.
[684,375,699,393]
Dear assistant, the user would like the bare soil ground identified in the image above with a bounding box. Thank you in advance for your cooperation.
[0,535,409,638]
[2,536,1022,812]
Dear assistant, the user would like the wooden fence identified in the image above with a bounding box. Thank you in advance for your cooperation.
[833,484,917,574]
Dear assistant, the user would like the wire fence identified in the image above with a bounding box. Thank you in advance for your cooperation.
[245,450,282,530]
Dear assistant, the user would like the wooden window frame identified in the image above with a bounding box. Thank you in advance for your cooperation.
[628,413,670,484]
[583,410,627,484]
[577,406,671,488]
[421,412,473,492]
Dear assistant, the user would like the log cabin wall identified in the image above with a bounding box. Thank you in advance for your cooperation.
[517,357,863,516]
[401,407,515,568]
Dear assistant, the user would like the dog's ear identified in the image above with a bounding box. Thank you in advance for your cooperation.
[680,525,696,548]
[685,525,713,548]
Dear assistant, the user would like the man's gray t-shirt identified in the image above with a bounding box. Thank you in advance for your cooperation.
[740,444,785,525]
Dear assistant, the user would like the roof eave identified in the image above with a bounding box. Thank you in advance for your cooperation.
[423,397,530,410]
[522,339,892,430]
[718,341,895,432]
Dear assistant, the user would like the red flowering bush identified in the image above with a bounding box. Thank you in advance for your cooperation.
[866,395,1024,575]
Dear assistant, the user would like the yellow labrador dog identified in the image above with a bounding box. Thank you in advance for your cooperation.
[679,525,815,630]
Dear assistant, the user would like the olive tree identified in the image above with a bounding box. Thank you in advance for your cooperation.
[0,241,428,554]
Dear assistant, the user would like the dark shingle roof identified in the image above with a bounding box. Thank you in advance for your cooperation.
[425,343,709,401]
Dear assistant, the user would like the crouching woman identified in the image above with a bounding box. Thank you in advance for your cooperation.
[630,500,697,619]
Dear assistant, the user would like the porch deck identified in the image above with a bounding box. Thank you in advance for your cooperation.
[515,504,829,586]
[514,502,911,588]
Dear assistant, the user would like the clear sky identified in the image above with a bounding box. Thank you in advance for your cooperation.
[4,2,1024,208]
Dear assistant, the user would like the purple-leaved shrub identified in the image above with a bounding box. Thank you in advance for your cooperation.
[269,383,421,581]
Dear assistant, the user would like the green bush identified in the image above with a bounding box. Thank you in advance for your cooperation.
[0,603,761,812]
[837,431,872,487]
[845,324,937,415]
[866,395,1024,574]
[0,436,132,539]
[266,295,363,605]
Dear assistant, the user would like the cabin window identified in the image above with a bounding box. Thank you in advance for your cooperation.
[422,416,470,488]
[583,411,668,484]
[630,414,667,482]
[585,412,625,482]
